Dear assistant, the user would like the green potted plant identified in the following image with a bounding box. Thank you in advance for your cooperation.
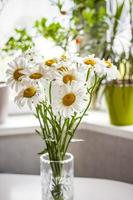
[104,0,133,125]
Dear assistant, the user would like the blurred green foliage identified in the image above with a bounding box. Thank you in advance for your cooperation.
[2,18,68,53]
[71,0,108,56]
[34,18,66,45]
[2,28,34,52]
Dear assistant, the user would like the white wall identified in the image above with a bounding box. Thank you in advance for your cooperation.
[0,0,58,46]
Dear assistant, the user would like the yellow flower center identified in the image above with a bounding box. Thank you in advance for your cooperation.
[29,73,43,79]
[45,59,56,66]
[63,74,76,84]
[104,60,112,68]
[84,59,96,66]
[60,54,67,61]
[23,87,37,98]
[57,66,68,72]
[62,93,76,106]
[13,68,24,81]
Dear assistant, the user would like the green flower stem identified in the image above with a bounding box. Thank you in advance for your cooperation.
[36,74,101,200]
[62,95,92,157]
[36,103,67,200]
[62,73,99,157]
[36,104,62,180]
[86,68,91,82]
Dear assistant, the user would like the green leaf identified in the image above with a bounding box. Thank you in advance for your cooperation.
[99,6,106,18]
[35,129,41,136]
[38,148,47,155]
[34,17,67,46]
[82,9,95,26]
[2,28,34,53]
[113,0,125,36]
[66,130,74,137]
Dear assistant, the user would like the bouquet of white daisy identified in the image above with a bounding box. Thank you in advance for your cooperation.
[6,50,118,200]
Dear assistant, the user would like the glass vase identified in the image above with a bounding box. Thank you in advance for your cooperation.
[40,153,74,200]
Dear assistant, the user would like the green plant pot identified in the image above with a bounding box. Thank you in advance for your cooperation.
[105,84,133,126]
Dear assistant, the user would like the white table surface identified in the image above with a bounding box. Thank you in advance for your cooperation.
[0,174,133,200]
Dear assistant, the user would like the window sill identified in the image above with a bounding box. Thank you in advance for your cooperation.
[0,111,133,140]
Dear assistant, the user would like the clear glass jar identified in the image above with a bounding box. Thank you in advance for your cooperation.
[40,153,74,200]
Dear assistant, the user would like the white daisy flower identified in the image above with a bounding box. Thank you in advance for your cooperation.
[43,55,73,72]
[93,59,105,78]
[52,83,88,118]
[44,56,76,81]
[15,84,42,109]
[6,55,26,91]
[102,59,119,81]
[44,58,58,68]
[54,67,85,85]
[55,56,76,72]
[23,65,50,84]
[82,54,97,67]
[77,54,105,78]
[59,53,81,66]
